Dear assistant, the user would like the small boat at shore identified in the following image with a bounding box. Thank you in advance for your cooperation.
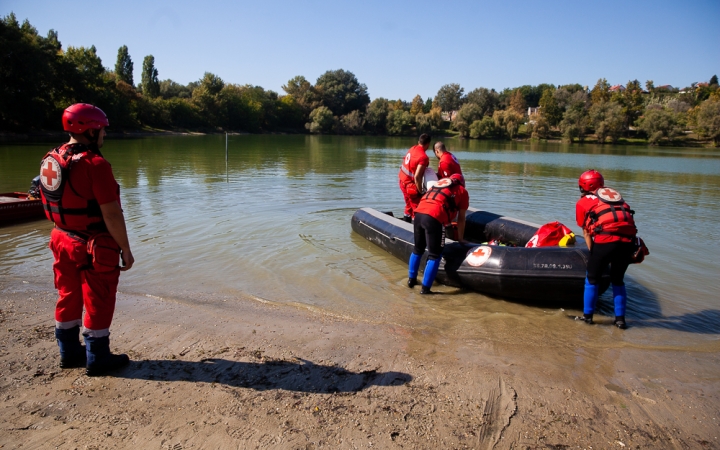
[351,207,610,303]
[0,192,45,226]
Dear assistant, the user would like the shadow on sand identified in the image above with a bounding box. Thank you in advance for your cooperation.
[113,357,412,393]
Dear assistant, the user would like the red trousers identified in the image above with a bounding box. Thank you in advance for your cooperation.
[49,228,119,336]
[399,180,422,218]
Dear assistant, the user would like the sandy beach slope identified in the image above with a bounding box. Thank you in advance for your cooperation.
[1,281,718,449]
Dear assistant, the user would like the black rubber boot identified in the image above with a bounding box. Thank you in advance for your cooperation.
[614,316,627,329]
[574,313,594,324]
[407,277,417,288]
[402,215,412,223]
[84,335,130,377]
[419,285,432,295]
[56,326,86,369]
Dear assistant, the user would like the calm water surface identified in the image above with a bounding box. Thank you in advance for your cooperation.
[2,135,719,353]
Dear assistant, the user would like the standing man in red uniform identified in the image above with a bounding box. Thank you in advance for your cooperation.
[433,142,462,179]
[408,174,469,294]
[575,170,637,329]
[40,103,135,376]
[398,133,432,222]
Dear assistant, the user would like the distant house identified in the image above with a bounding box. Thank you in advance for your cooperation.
[527,106,540,124]
[656,85,674,90]
[696,82,709,88]
[609,84,626,92]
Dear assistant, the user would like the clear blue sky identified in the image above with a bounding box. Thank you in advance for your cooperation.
[4,0,719,100]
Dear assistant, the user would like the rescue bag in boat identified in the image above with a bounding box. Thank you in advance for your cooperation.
[526,221,576,247]
[584,187,637,240]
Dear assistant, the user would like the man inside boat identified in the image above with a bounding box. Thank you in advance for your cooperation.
[39,103,135,376]
[433,142,462,179]
[408,173,469,294]
[398,133,432,222]
[575,169,637,330]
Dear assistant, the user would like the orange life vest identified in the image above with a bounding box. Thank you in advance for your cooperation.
[584,187,636,241]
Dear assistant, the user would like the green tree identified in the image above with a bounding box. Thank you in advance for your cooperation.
[590,78,611,104]
[637,107,681,145]
[415,108,442,134]
[386,109,412,135]
[694,99,720,145]
[509,89,527,116]
[530,116,550,139]
[282,75,319,115]
[314,69,369,116]
[434,83,465,111]
[493,109,522,139]
[306,106,335,133]
[453,103,482,137]
[114,45,133,86]
[141,55,160,98]
[589,100,624,143]
[539,88,562,126]
[340,110,365,135]
[645,80,655,92]
[160,79,193,99]
[423,97,433,113]
[365,98,390,134]
[0,13,64,130]
[466,87,499,117]
[559,107,588,142]
[469,116,496,139]
[710,75,719,87]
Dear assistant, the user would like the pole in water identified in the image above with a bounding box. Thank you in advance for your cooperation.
[225,132,229,182]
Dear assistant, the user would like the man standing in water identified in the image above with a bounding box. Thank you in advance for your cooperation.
[408,173,469,294]
[39,103,135,376]
[575,170,637,329]
[398,133,432,222]
[433,142,462,179]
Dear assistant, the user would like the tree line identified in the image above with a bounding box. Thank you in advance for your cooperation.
[2,13,719,145]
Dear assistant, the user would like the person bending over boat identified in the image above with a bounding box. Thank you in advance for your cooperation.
[408,173,469,294]
[576,170,637,329]
[433,142,462,179]
[398,133,432,222]
[39,103,135,376]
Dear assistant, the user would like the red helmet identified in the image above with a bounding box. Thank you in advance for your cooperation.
[450,173,465,187]
[578,170,604,192]
[62,103,109,134]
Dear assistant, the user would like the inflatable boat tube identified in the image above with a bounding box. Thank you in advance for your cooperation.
[351,207,610,303]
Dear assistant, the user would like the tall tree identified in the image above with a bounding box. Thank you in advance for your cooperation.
[539,88,562,126]
[466,87,499,117]
[141,55,160,98]
[409,95,424,116]
[434,83,465,112]
[114,45,133,86]
[590,78,611,104]
[509,89,527,116]
[282,75,319,114]
[710,75,719,87]
[314,69,369,116]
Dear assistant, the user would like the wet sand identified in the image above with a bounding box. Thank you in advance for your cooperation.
[1,280,718,449]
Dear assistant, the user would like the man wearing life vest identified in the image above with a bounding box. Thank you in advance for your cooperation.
[408,173,469,294]
[575,169,637,329]
[40,103,135,376]
[398,134,432,222]
[433,141,462,179]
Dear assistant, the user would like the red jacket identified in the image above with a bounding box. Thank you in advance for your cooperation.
[437,151,462,179]
[398,144,429,188]
[576,190,636,244]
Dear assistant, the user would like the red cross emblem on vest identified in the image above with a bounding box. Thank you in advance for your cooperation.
[40,157,62,191]
[597,187,623,203]
[466,245,492,267]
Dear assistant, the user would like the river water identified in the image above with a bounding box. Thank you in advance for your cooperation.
[1,135,719,355]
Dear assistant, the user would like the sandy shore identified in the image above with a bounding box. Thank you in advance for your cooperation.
[1,281,718,449]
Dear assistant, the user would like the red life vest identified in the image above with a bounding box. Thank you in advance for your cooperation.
[584,187,636,241]
[418,178,460,225]
[39,144,104,231]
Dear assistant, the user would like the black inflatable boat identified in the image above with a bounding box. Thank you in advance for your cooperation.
[351,207,610,303]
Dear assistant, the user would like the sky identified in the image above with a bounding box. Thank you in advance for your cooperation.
[3,0,719,101]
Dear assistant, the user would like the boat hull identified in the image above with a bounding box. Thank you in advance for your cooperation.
[0,192,45,226]
[351,207,609,304]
